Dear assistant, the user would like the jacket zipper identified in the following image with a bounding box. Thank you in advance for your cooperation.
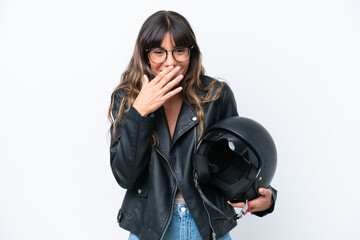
[202,200,216,240]
[160,186,177,240]
[193,128,216,240]
[155,147,177,240]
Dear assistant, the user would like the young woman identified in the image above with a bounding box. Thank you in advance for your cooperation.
[108,10,277,240]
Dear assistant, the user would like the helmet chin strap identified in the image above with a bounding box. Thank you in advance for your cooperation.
[214,198,249,223]
[232,199,249,219]
[213,199,249,223]
[193,173,250,224]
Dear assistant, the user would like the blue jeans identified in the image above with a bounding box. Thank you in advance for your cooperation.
[128,203,231,240]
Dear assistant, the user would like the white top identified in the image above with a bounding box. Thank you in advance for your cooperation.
[174,188,186,204]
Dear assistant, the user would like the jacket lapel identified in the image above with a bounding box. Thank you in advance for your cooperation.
[153,103,199,156]
[153,107,171,158]
[171,103,199,149]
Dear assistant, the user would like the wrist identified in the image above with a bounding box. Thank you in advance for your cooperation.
[132,103,148,117]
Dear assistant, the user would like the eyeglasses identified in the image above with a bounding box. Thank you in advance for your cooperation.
[146,46,193,64]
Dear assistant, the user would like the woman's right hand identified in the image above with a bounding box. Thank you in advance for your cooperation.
[132,66,184,116]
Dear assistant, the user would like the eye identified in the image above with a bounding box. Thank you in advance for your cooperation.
[174,48,186,54]
[152,49,165,55]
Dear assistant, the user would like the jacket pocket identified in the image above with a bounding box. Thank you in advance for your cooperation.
[131,183,150,221]
[135,185,149,198]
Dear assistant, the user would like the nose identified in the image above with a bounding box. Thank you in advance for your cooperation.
[163,51,176,66]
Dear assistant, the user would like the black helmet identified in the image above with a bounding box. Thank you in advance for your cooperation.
[193,116,277,204]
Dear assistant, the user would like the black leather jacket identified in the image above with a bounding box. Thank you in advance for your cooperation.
[110,75,277,240]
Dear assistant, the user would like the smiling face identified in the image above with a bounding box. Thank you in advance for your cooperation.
[148,32,190,78]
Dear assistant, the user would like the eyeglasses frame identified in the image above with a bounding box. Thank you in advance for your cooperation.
[146,46,194,64]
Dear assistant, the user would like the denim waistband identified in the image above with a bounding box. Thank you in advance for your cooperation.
[172,203,191,217]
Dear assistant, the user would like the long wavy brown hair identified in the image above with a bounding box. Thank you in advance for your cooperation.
[108,10,224,144]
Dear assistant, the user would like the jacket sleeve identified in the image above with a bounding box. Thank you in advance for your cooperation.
[220,83,239,120]
[219,82,239,120]
[110,91,154,190]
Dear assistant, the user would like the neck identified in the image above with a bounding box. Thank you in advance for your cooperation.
[163,93,183,109]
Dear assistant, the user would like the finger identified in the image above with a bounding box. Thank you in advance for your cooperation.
[258,188,272,197]
[161,86,183,102]
[227,201,245,208]
[142,75,149,87]
[158,66,182,88]
[247,198,260,210]
[152,66,174,84]
[160,74,184,94]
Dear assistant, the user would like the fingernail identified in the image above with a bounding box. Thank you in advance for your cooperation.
[168,66,174,69]
[175,66,181,70]
[259,188,264,193]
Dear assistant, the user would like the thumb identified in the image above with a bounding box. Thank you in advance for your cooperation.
[258,187,271,197]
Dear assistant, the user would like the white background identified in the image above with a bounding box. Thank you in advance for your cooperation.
[1,0,359,239]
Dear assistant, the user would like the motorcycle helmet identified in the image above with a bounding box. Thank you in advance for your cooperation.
[193,116,277,204]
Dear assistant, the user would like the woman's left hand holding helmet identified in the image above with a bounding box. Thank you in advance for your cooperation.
[227,188,274,213]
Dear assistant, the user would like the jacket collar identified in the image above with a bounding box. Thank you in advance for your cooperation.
[154,102,199,156]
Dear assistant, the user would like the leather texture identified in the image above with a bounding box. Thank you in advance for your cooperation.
[110,75,277,240]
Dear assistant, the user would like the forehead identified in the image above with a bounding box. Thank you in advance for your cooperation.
[160,32,176,48]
